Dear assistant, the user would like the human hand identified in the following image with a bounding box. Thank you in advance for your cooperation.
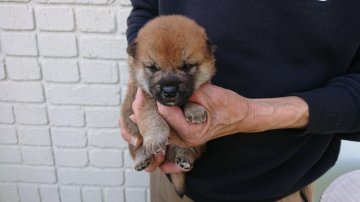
[125,84,251,148]
[157,83,309,147]
[157,83,251,147]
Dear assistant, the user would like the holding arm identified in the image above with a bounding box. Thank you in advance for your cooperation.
[156,46,360,147]
[126,0,158,43]
[155,84,309,147]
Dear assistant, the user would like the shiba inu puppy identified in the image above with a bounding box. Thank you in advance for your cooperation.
[121,15,216,195]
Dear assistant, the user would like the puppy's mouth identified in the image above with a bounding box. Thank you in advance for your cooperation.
[153,91,191,107]
[150,78,194,106]
[156,96,189,107]
[163,101,177,106]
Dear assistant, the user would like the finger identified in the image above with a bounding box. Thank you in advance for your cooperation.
[119,115,142,146]
[145,153,165,172]
[157,103,206,139]
[120,127,131,143]
[120,127,142,146]
[119,117,131,141]
[118,115,127,128]
[132,88,145,114]
[156,104,189,131]
[129,114,137,124]
[159,161,188,174]
[188,83,212,103]
[168,130,188,147]
[131,136,142,147]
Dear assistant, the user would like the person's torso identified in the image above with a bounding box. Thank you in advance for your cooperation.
[155,1,360,201]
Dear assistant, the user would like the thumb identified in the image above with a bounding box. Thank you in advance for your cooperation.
[157,102,206,146]
[160,161,188,174]
[156,103,189,131]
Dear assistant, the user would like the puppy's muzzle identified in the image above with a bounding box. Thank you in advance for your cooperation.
[162,86,177,98]
[153,76,193,106]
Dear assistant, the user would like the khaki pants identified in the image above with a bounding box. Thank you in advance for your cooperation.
[150,169,314,202]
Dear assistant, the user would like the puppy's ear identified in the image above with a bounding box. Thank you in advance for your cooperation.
[127,42,137,58]
[206,40,217,54]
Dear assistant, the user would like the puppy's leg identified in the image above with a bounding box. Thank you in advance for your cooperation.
[129,144,152,171]
[173,145,206,171]
[121,81,141,140]
[181,102,207,169]
[121,82,152,171]
[184,103,207,124]
[168,103,207,195]
[168,145,206,196]
[137,93,170,156]
[170,173,186,197]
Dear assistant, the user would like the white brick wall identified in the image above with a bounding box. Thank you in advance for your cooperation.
[0,5,34,30]
[18,184,41,202]
[76,8,116,33]
[0,184,20,202]
[42,59,80,83]
[35,7,75,31]
[0,126,18,144]
[0,0,150,202]
[0,105,14,124]
[40,185,61,202]
[1,32,38,56]
[0,61,6,80]
[6,57,41,81]
[38,33,78,57]
[82,187,102,202]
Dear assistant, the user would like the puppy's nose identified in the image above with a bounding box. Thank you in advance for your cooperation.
[162,86,177,98]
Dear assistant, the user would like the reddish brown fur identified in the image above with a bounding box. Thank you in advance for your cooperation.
[134,15,214,72]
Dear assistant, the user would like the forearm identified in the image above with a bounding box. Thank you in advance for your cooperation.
[207,89,309,139]
[242,96,309,133]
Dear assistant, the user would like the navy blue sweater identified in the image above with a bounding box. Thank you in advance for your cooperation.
[126,1,360,201]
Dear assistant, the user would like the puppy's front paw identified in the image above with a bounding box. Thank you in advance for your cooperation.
[184,103,207,124]
[143,132,168,155]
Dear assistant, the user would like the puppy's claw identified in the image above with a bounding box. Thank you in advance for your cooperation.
[175,157,193,171]
[201,119,206,123]
[175,190,185,198]
[184,103,208,124]
[135,158,152,171]
[143,135,168,155]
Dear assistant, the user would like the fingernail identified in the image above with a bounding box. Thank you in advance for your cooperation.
[130,137,139,146]
[135,88,143,98]
[129,114,136,123]
[155,150,165,155]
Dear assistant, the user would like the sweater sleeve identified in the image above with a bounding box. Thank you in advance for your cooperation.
[294,47,360,140]
[126,0,158,44]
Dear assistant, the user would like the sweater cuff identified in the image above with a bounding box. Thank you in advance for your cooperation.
[293,85,360,135]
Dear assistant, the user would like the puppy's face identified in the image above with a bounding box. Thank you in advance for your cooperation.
[128,16,215,106]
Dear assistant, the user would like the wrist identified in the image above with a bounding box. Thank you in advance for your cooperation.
[211,89,252,137]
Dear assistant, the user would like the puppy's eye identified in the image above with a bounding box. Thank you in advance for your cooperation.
[181,64,196,72]
[146,65,158,73]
